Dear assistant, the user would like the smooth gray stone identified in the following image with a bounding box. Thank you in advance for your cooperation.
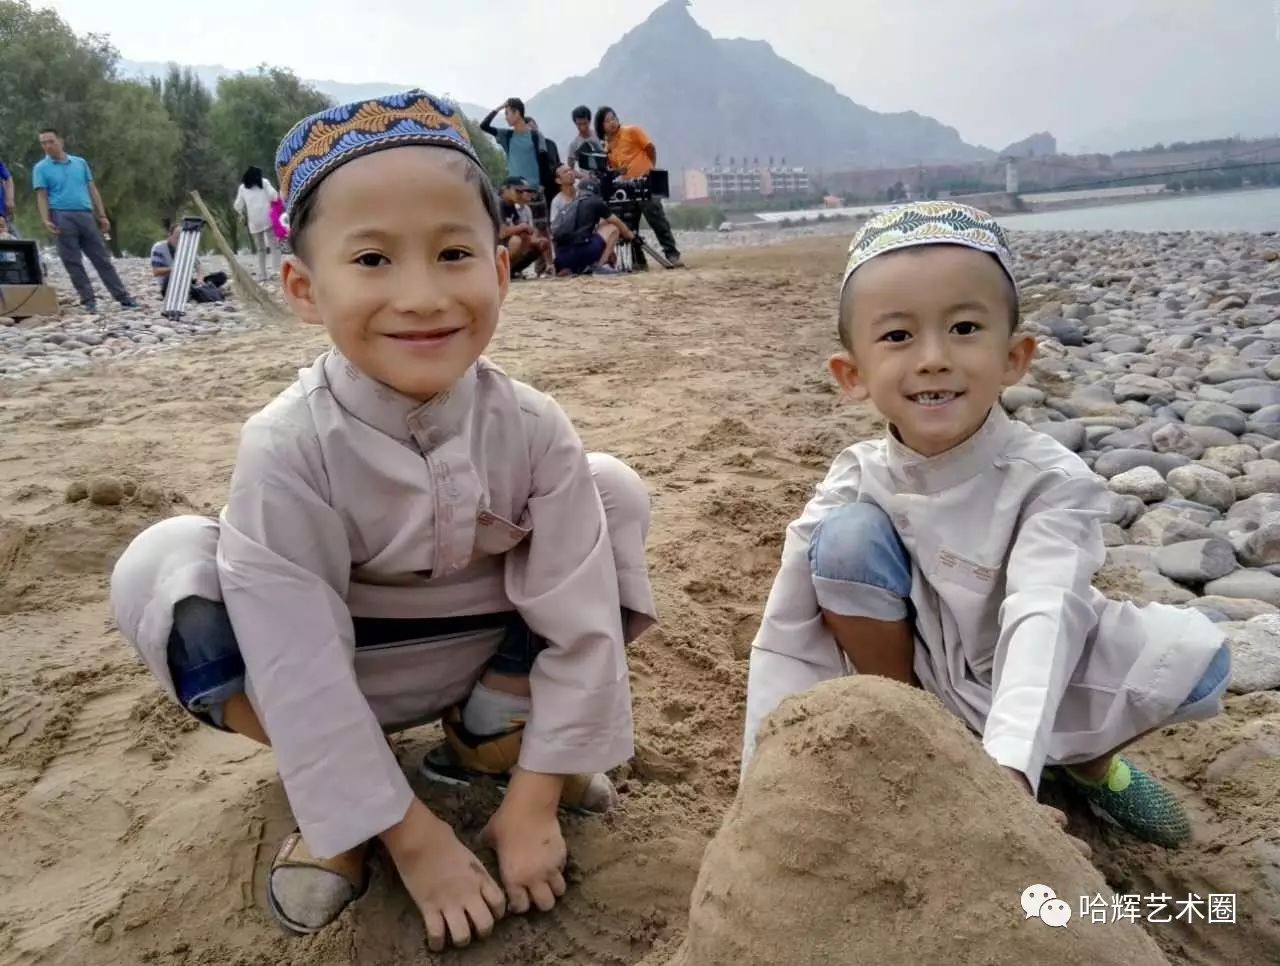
[1236,467,1280,500]
[1202,368,1266,384]
[1228,493,1280,525]
[1001,385,1045,411]
[1159,518,1217,545]
[1185,425,1242,448]
[1230,386,1280,413]
[1109,466,1168,502]
[1151,422,1205,459]
[1093,449,1190,479]
[1205,569,1280,607]
[1166,464,1237,512]
[1184,402,1248,435]
[1192,596,1279,621]
[1156,538,1238,584]
[1240,522,1280,568]
[1096,427,1154,451]
[1032,420,1085,452]
[1223,621,1280,694]
[1106,493,1146,528]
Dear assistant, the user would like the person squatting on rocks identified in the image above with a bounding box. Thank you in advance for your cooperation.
[110,89,657,951]
[234,165,282,280]
[150,219,230,302]
[32,127,138,313]
[497,176,552,278]
[744,201,1231,849]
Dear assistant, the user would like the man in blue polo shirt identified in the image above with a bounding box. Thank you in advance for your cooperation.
[0,159,16,237]
[32,128,137,312]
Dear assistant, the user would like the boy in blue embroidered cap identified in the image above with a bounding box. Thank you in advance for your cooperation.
[743,200,1230,850]
[109,89,657,950]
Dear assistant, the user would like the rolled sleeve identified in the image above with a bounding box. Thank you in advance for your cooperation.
[218,416,412,858]
[983,473,1108,793]
[505,396,633,776]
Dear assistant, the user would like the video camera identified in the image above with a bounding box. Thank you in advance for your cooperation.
[576,145,670,215]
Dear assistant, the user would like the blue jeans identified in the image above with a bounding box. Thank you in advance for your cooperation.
[806,501,1230,709]
[167,597,545,729]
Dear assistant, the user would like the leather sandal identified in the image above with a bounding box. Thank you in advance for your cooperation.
[420,707,618,815]
[267,831,370,934]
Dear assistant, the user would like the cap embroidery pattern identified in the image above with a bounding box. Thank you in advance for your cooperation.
[276,89,478,219]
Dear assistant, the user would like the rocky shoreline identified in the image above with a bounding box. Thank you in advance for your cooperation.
[0,254,266,380]
[1003,230,1280,693]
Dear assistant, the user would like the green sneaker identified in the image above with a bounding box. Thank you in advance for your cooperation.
[1067,756,1191,848]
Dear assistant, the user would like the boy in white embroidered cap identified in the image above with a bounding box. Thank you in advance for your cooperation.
[743,201,1230,850]
[109,90,657,950]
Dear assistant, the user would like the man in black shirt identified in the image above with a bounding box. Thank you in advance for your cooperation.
[551,179,634,275]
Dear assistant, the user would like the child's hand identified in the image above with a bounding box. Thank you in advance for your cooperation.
[482,768,568,914]
[1001,767,1093,858]
[1003,766,1033,795]
[379,799,506,952]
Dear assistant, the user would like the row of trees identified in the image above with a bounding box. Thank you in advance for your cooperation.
[0,1,506,256]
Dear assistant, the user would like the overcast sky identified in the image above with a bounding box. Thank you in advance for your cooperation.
[39,0,1279,152]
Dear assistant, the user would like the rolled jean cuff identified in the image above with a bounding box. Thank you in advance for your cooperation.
[812,575,909,621]
[174,655,245,708]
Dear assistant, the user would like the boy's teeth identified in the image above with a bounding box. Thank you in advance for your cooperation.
[912,391,957,405]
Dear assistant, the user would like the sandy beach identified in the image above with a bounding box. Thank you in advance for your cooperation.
[2,234,1280,965]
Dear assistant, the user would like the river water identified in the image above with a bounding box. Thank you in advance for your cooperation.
[751,188,1280,234]
[1001,187,1280,233]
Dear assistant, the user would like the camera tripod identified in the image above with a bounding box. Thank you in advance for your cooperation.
[615,234,675,272]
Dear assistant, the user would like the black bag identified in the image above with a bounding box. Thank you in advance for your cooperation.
[552,197,600,248]
[190,281,225,303]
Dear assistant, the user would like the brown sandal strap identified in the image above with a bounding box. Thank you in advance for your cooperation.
[271,832,367,891]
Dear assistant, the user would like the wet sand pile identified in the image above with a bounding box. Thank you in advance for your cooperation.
[661,677,1168,966]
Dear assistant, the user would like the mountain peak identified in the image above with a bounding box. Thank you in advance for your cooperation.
[528,5,988,182]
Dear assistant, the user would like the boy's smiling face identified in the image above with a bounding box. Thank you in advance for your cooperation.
[830,244,1036,457]
[282,146,508,402]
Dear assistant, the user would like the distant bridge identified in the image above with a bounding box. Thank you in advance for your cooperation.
[1015,144,1280,193]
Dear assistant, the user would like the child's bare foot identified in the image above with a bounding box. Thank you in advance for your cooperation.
[380,799,506,952]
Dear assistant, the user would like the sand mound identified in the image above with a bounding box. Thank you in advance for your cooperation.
[663,677,1169,966]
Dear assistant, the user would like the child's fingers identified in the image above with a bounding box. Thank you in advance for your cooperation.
[1042,806,1069,829]
[465,895,497,940]
[528,880,558,913]
[443,905,473,948]
[506,883,532,915]
[480,876,507,918]
[549,870,567,898]
[423,907,448,953]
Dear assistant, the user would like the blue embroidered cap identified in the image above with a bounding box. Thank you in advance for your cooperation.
[842,201,1017,296]
[275,89,480,221]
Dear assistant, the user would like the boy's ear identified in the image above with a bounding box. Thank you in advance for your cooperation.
[829,351,869,401]
[1002,332,1038,387]
[494,244,511,304]
[281,256,323,327]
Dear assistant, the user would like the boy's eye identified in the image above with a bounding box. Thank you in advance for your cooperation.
[953,321,982,335]
[440,248,472,263]
[354,252,388,267]
[880,329,912,344]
